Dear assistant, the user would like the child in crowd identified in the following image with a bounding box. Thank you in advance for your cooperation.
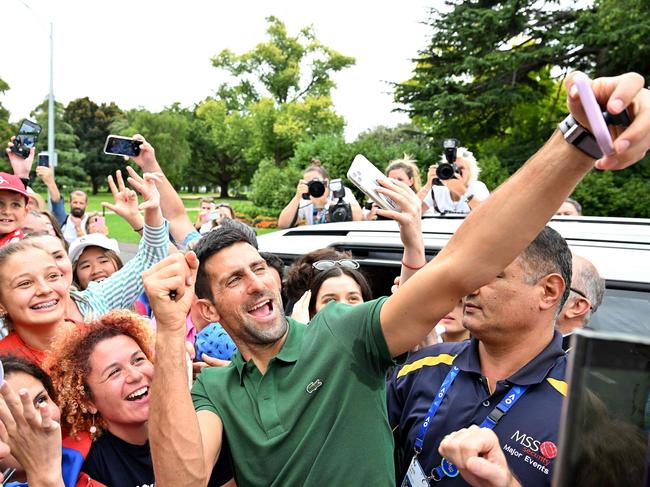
[0,172,30,246]
[69,233,123,290]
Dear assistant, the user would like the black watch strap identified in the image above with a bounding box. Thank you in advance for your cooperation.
[558,115,603,159]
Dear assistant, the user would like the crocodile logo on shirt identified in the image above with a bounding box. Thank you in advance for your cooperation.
[306,378,323,394]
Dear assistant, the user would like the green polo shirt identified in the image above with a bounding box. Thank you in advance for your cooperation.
[192,297,396,486]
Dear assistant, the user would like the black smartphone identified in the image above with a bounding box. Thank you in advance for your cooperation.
[103,135,141,157]
[37,152,49,167]
[11,119,42,158]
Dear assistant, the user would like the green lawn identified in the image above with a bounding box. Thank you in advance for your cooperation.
[44,192,279,244]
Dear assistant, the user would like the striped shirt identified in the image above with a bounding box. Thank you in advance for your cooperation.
[70,221,169,320]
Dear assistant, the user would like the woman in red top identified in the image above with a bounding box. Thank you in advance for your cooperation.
[0,241,71,366]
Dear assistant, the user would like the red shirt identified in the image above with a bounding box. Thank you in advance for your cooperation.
[0,228,24,246]
[0,331,47,366]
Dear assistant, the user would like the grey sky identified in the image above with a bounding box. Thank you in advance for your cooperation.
[1,0,431,140]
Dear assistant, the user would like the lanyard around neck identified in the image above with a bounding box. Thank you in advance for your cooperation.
[414,365,529,454]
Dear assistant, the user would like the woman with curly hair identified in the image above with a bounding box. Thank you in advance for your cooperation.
[45,310,234,486]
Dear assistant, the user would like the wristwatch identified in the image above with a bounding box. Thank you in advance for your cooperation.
[558,114,603,159]
[461,193,474,204]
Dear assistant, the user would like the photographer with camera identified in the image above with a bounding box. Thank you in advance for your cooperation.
[278,160,362,228]
[418,141,490,216]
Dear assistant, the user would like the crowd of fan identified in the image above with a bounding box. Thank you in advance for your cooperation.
[0,71,645,487]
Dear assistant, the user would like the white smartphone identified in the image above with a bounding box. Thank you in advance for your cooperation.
[347,154,400,211]
[103,135,141,157]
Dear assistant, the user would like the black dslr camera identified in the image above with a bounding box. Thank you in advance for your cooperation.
[328,179,352,222]
[302,179,327,200]
[434,138,461,183]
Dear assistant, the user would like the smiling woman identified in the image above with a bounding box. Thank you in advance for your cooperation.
[0,241,69,365]
[45,310,234,486]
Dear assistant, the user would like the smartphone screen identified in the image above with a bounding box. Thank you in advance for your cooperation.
[12,119,42,158]
[38,152,49,167]
[104,136,141,157]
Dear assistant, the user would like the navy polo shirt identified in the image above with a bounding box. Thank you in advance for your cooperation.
[387,331,567,487]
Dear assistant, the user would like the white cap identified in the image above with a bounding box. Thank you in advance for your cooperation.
[68,233,121,264]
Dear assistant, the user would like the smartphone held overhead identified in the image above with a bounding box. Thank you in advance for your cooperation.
[38,152,50,167]
[347,154,400,212]
[11,119,42,158]
[104,135,141,157]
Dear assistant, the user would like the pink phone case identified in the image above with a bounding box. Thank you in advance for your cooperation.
[573,73,614,156]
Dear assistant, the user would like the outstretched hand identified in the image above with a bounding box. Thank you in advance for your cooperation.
[127,134,160,173]
[5,136,35,179]
[566,71,649,170]
[375,178,423,250]
[101,169,144,230]
[125,165,162,211]
[0,381,63,485]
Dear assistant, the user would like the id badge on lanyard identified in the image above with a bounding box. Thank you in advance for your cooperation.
[401,364,528,485]
[401,456,430,487]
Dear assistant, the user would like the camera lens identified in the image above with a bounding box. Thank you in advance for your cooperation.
[436,163,456,180]
[308,180,326,198]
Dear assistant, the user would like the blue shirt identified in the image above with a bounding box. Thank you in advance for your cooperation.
[387,331,567,487]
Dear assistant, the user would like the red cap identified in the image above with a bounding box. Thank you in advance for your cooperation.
[0,172,30,201]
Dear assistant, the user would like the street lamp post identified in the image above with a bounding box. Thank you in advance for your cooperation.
[48,21,56,171]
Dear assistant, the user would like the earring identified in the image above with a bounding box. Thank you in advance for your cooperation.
[89,414,97,434]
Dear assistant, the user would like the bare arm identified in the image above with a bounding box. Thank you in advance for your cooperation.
[129,135,196,245]
[144,253,222,486]
[350,200,363,221]
[374,179,426,284]
[278,179,308,229]
[35,165,62,203]
[381,72,650,357]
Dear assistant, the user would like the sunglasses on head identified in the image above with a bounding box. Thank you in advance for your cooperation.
[312,259,360,271]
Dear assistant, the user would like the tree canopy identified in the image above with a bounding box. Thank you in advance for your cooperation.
[212,15,355,106]
[394,0,650,217]
[64,97,125,194]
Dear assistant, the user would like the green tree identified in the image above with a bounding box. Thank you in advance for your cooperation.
[213,16,352,165]
[212,15,355,106]
[64,97,125,194]
[396,0,650,216]
[246,95,345,164]
[113,106,192,188]
[0,77,13,150]
[189,98,256,198]
[30,100,88,193]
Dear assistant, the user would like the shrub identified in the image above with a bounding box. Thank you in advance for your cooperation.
[250,159,302,211]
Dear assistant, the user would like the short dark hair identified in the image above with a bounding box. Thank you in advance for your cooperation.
[1,355,57,403]
[517,226,572,311]
[260,251,284,280]
[219,218,257,248]
[307,266,373,318]
[194,227,258,301]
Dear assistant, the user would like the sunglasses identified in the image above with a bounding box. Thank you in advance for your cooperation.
[570,287,593,310]
[312,259,360,271]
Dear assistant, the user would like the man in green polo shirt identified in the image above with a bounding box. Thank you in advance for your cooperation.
[143,71,650,487]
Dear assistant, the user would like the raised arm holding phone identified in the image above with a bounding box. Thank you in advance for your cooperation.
[144,71,650,487]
